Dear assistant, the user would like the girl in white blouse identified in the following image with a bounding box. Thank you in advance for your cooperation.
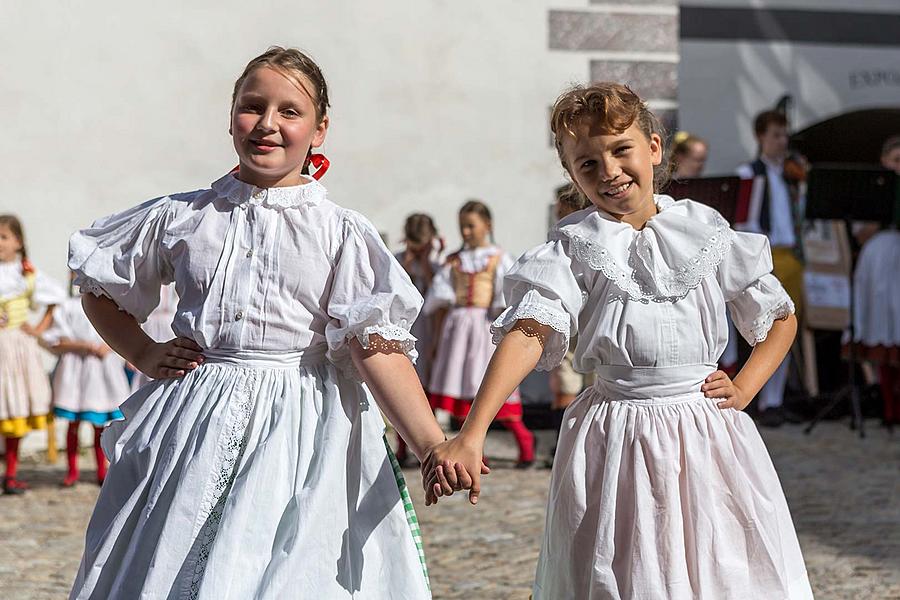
[424,84,814,599]
[66,47,454,600]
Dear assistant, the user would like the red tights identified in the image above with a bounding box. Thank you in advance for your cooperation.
[64,421,108,486]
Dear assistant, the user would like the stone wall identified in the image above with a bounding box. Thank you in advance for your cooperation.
[548,2,680,133]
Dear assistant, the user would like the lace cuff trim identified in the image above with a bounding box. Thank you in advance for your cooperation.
[491,301,570,371]
[564,214,735,303]
[76,277,111,300]
[356,324,417,357]
[743,296,796,345]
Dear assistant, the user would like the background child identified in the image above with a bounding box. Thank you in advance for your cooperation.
[669,131,709,179]
[425,83,813,599]
[851,134,900,427]
[0,214,65,495]
[129,282,178,392]
[424,201,534,467]
[547,184,591,467]
[43,274,128,487]
[66,47,452,599]
[394,213,444,465]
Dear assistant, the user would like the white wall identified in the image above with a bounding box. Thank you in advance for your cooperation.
[0,0,597,286]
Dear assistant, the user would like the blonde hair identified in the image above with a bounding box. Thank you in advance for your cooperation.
[550,82,669,190]
[231,47,329,123]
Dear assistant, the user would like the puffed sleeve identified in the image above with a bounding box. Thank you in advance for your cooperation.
[422,263,455,315]
[42,300,74,346]
[325,211,424,374]
[67,196,173,323]
[717,231,795,345]
[491,252,515,311]
[490,240,585,371]
[30,269,66,308]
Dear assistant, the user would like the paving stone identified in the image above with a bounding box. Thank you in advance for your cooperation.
[1,422,897,598]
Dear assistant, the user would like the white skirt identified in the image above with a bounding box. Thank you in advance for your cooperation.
[535,364,813,600]
[853,229,900,347]
[70,348,430,600]
[53,353,130,416]
[0,327,51,421]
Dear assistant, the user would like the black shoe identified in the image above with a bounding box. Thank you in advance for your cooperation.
[2,477,28,495]
[758,407,785,428]
[515,460,535,469]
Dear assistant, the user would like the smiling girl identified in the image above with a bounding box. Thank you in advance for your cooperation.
[424,83,814,599]
[66,47,447,599]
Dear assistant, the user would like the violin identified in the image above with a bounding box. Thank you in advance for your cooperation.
[784,154,809,183]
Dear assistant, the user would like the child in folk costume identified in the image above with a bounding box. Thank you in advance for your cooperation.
[425,201,535,467]
[0,214,65,495]
[66,48,458,599]
[852,135,900,427]
[547,185,593,467]
[394,213,444,465]
[425,84,813,599]
[130,283,178,392]
[44,274,128,487]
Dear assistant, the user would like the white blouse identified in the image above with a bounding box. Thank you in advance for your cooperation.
[0,260,66,308]
[423,245,514,314]
[492,196,794,373]
[68,173,423,372]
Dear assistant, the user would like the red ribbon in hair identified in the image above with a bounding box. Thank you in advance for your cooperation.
[21,258,35,274]
[308,153,329,180]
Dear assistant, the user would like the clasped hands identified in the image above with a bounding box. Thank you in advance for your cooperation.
[420,433,489,507]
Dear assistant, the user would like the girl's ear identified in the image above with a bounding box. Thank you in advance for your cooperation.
[311,115,329,149]
[649,133,663,167]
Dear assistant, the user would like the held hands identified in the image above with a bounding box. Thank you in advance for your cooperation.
[132,337,205,379]
[421,434,490,507]
[702,370,750,410]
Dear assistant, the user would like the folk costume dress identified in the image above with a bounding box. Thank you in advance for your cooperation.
[66,173,431,600]
[394,245,443,386]
[425,245,522,419]
[46,296,128,426]
[493,196,814,599]
[0,260,65,438]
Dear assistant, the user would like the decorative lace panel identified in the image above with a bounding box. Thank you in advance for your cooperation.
[564,213,735,304]
[491,299,570,371]
[188,370,257,597]
[746,297,796,345]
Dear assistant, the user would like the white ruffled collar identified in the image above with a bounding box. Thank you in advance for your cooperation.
[552,195,734,302]
[211,172,327,210]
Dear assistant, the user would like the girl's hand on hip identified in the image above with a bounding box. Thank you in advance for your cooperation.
[703,370,749,410]
[133,337,205,379]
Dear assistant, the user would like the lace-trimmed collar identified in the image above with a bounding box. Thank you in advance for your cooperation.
[551,195,734,302]
[211,172,327,210]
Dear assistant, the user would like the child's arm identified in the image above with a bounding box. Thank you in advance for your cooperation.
[703,314,797,409]
[349,337,446,461]
[422,319,549,506]
[82,294,203,378]
[47,338,102,357]
[21,306,56,337]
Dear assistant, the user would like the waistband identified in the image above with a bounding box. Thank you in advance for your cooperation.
[201,347,327,369]
[592,363,716,401]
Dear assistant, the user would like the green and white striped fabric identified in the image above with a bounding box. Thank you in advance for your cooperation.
[383,436,430,590]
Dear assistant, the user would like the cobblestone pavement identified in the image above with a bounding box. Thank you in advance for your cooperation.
[1,422,898,599]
